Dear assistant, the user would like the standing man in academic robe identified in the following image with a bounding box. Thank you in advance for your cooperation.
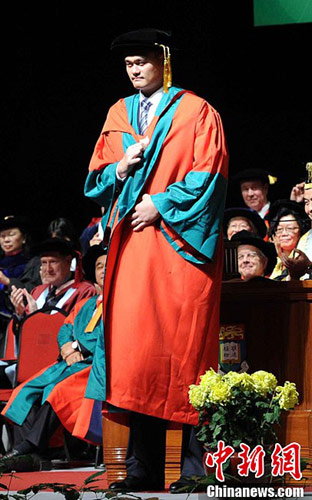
[84,28,229,492]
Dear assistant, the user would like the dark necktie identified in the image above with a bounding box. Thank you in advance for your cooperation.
[139,98,152,135]
[43,286,58,307]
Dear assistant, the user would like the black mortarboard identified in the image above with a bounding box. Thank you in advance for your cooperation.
[32,237,76,257]
[0,215,30,233]
[111,28,173,92]
[223,207,267,239]
[232,168,277,185]
[110,28,172,52]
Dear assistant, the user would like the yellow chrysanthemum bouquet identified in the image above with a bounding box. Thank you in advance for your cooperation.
[189,368,299,450]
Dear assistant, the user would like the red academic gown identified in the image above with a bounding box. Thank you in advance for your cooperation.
[85,88,228,426]
[30,280,96,313]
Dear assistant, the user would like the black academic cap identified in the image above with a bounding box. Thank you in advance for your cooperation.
[231,230,277,275]
[0,215,30,233]
[232,168,277,185]
[223,207,267,239]
[82,244,107,282]
[267,199,308,224]
[32,237,76,257]
[111,28,172,52]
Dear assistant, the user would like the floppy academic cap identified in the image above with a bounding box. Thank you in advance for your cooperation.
[223,207,267,239]
[0,215,30,233]
[232,168,277,186]
[267,199,308,225]
[32,237,77,257]
[111,28,173,93]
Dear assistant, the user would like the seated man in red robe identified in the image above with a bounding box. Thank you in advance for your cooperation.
[10,237,96,317]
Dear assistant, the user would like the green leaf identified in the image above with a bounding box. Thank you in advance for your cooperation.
[255,401,270,409]
[212,424,223,439]
[84,469,106,484]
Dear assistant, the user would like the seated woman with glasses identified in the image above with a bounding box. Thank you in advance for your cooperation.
[267,201,310,280]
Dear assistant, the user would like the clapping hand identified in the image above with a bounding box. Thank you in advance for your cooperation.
[10,285,37,316]
[280,248,311,280]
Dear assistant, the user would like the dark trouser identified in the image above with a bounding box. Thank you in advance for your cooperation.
[180,425,205,476]
[125,412,205,487]
[13,402,61,454]
[125,412,167,488]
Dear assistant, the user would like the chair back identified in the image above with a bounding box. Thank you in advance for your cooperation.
[0,319,16,361]
[15,307,68,385]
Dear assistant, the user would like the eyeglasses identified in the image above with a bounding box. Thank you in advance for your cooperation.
[237,251,261,262]
[275,226,300,235]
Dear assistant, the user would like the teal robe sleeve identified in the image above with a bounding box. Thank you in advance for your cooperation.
[57,322,74,350]
[57,296,100,357]
[151,104,228,264]
[84,163,119,232]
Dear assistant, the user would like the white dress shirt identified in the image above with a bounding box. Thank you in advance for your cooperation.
[139,87,164,129]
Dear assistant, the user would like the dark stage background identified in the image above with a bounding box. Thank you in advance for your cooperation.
[2,1,312,242]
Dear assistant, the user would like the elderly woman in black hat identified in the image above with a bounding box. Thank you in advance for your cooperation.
[223,207,267,241]
[0,216,31,318]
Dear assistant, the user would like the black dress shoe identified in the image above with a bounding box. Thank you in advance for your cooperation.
[0,452,41,473]
[109,475,162,492]
[169,476,207,493]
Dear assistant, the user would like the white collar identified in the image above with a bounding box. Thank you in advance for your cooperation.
[258,201,270,219]
[139,87,163,105]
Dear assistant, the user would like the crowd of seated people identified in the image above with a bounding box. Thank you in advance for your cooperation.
[0,244,106,472]
[0,214,104,470]
[225,166,312,282]
[0,223,97,389]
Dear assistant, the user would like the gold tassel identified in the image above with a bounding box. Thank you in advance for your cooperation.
[305,162,312,190]
[155,43,172,93]
[268,175,277,185]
